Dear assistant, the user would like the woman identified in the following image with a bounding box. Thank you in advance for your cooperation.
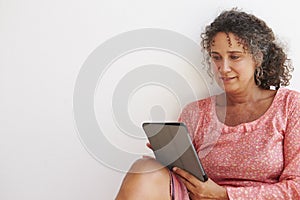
[116,8,300,199]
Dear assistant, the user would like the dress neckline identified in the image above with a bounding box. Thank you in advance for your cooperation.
[211,88,282,131]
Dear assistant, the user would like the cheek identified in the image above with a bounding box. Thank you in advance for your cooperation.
[210,64,221,82]
[210,62,219,74]
[235,61,256,76]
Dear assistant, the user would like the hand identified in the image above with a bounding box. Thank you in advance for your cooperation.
[142,143,154,159]
[173,167,228,200]
[146,142,153,150]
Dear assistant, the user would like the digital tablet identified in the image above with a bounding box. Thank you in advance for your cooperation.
[142,122,208,182]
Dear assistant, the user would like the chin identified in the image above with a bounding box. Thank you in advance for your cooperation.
[222,86,239,93]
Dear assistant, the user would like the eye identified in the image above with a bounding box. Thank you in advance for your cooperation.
[211,55,221,61]
[230,55,240,60]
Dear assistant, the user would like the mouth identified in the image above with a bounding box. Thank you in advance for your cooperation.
[220,76,236,82]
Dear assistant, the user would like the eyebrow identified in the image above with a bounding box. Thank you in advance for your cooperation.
[210,51,243,54]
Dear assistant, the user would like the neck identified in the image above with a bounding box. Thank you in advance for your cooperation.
[218,86,266,106]
[227,88,262,105]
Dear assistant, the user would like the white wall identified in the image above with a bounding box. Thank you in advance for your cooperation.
[0,0,299,199]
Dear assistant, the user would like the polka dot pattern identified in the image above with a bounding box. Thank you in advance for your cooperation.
[172,88,300,199]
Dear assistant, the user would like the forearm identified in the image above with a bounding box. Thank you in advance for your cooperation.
[224,179,300,200]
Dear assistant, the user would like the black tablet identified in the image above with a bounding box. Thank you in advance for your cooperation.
[142,122,208,182]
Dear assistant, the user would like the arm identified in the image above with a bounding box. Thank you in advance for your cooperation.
[178,93,300,199]
[173,167,229,200]
[225,92,300,199]
[176,99,229,199]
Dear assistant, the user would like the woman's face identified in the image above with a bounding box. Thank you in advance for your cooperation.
[210,32,257,93]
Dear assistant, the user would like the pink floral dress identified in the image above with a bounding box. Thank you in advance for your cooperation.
[171,88,300,199]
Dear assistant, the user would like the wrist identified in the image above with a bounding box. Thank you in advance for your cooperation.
[220,187,229,200]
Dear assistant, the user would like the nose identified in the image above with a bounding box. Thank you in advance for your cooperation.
[218,59,231,73]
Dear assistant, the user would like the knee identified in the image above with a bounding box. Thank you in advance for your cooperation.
[127,158,170,190]
[116,158,171,199]
[129,157,167,174]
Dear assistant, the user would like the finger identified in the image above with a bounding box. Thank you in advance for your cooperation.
[173,167,198,186]
[177,174,194,191]
[177,176,199,200]
[188,192,195,200]
[146,142,153,150]
[142,155,155,159]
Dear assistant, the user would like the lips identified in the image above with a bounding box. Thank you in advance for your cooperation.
[220,77,236,81]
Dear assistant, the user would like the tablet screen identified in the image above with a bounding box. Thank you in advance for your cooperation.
[142,122,208,182]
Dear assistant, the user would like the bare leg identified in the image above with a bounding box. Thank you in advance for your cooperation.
[115,157,171,200]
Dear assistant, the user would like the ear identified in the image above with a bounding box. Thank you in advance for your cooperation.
[255,51,264,67]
